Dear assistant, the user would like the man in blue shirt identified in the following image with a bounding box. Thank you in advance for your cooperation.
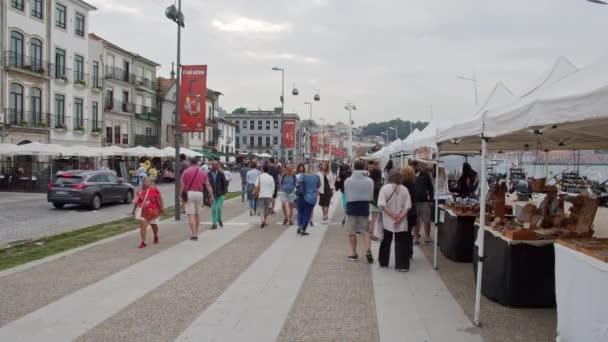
[344,159,376,262]
[240,162,250,202]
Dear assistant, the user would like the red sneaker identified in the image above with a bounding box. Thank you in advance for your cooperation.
[153,236,159,244]
[138,241,147,249]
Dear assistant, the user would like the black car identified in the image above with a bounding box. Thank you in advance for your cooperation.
[47,170,134,210]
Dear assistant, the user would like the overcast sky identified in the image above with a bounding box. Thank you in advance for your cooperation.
[88,0,608,126]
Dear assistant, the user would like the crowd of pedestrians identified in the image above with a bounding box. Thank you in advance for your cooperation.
[130,153,438,274]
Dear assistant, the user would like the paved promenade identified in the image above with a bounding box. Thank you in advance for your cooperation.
[0,193,483,342]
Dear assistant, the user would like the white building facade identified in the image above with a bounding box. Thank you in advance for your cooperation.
[1,0,99,146]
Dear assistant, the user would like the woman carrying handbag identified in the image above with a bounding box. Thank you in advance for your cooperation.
[132,177,164,248]
[376,170,412,271]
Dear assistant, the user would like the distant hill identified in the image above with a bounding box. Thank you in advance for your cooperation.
[360,119,429,140]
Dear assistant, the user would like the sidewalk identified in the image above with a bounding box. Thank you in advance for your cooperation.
[0,193,483,342]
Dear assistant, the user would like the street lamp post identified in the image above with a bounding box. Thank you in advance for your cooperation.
[272,67,285,162]
[304,101,312,161]
[457,73,479,106]
[345,103,356,160]
[319,117,326,160]
[165,1,184,221]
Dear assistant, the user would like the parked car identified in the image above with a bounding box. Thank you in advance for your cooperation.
[47,170,134,210]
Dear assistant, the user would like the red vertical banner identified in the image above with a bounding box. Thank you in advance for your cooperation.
[311,134,319,152]
[179,65,207,132]
[283,119,296,148]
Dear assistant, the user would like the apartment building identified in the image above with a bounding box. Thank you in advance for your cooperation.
[89,33,160,147]
[1,0,99,146]
[226,108,301,161]
[216,118,236,162]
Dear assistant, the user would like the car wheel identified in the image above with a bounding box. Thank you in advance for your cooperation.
[124,190,133,204]
[53,202,64,209]
[91,194,102,210]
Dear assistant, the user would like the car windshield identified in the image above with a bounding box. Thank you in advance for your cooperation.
[55,176,82,185]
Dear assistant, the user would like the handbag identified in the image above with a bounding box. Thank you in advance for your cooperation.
[374,185,399,240]
[181,168,199,202]
[253,175,261,199]
[135,189,150,220]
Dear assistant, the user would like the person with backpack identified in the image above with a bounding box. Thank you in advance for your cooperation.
[279,165,297,226]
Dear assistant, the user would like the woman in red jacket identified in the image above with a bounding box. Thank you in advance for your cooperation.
[132,177,164,248]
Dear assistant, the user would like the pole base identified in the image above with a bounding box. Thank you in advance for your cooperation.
[474,320,482,327]
[433,267,438,270]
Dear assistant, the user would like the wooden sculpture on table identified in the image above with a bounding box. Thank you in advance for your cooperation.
[566,195,598,237]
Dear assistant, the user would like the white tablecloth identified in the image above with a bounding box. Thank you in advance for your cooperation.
[555,243,608,342]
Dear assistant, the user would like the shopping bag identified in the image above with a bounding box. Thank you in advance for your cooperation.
[374,213,385,241]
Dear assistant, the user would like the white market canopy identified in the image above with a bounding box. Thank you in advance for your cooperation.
[0,143,186,158]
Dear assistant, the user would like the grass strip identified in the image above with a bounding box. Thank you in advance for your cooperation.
[0,207,175,271]
[224,191,240,201]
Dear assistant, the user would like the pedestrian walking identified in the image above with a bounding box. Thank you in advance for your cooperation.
[400,166,418,259]
[279,166,297,225]
[240,162,250,202]
[410,160,434,244]
[208,160,228,230]
[132,177,164,248]
[148,164,158,183]
[223,164,232,189]
[296,166,320,235]
[369,167,383,242]
[377,170,412,271]
[267,158,281,214]
[136,163,147,186]
[255,164,275,227]
[246,161,261,216]
[344,159,378,262]
[335,163,352,225]
[180,157,214,240]
[317,162,335,221]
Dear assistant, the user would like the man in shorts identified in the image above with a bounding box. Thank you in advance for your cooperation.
[410,160,434,244]
[180,157,214,240]
[344,159,376,262]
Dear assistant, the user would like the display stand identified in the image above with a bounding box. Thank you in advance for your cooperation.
[438,206,476,262]
[473,225,556,308]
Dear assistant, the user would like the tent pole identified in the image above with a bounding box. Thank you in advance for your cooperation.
[474,137,488,327]
[433,130,439,270]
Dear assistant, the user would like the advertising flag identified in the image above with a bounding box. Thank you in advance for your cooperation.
[311,134,319,152]
[283,119,296,148]
[179,65,207,132]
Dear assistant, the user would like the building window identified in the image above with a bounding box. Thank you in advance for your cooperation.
[106,127,113,144]
[31,0,43,19]
[54,94,65,128]
[273,137,278,145]
[55,48,66,79]
[30,88,42,123]
[9,31,24,67]
[11,0,24,11]
[92,61,99,88]
[146,127,153,136]
[74,55,84,82]
[75,13,85,37]
[92,101,99,130]
[235,120,240,133]
[74,98,83,129]
[266,137,270,147]
[249,136,254,147]
[9,84,24,124]
[122,123,129,144]
[258,136,262,147]
[55,3,66,29]
[114,125,121,144]
[274,120,278,129]
[257,120,262,130]
[266,120,270,130]
[243,136,247,144]
[30,38,43,72]
[242,120,246,129]
[249,120,254,130]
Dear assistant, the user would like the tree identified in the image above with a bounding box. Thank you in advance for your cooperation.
[300,119,318,128]
[360,118,429,140]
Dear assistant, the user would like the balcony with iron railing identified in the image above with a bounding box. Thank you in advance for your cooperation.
[3,51,52,78]
[104,98,136,114]
[132,75,156,91]
[72,71,89,87]
[91,76,103,91]
[134,134,158,147]
[134,105,159,121]
[53,65,72,83]
[105,66,131,83]
[4,109,51,129]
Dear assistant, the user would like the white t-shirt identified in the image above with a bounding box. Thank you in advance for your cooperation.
[200,164,209,172]
[258,173,276,199]
[224,170,232,182]
[377,183,412,233]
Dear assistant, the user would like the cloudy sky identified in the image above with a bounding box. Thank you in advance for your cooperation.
[87,0,608,126]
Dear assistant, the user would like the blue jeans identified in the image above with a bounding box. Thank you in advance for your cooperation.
[297,196,315,231]
[247,183,256,210]
[241,183,247,201]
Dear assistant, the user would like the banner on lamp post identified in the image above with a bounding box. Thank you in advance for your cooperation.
[311,134,319,152]
[179,65,207,132]
[283,119,296,148]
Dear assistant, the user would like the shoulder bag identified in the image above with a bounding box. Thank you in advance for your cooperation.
[181,168,199,202]
[135,189,150,220]
[253,174,261,199]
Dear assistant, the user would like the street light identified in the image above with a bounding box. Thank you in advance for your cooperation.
[166,0,185,221]
[345,103,356,160]
[304,101,313,161]
[272,67,285,162]
[388,126,398,141]
[457,73,479,106]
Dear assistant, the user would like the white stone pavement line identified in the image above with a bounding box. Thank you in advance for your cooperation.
[175,194,340,342]
[372,245,484,342]
[0,195,241,278]
[0,212,253,342]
